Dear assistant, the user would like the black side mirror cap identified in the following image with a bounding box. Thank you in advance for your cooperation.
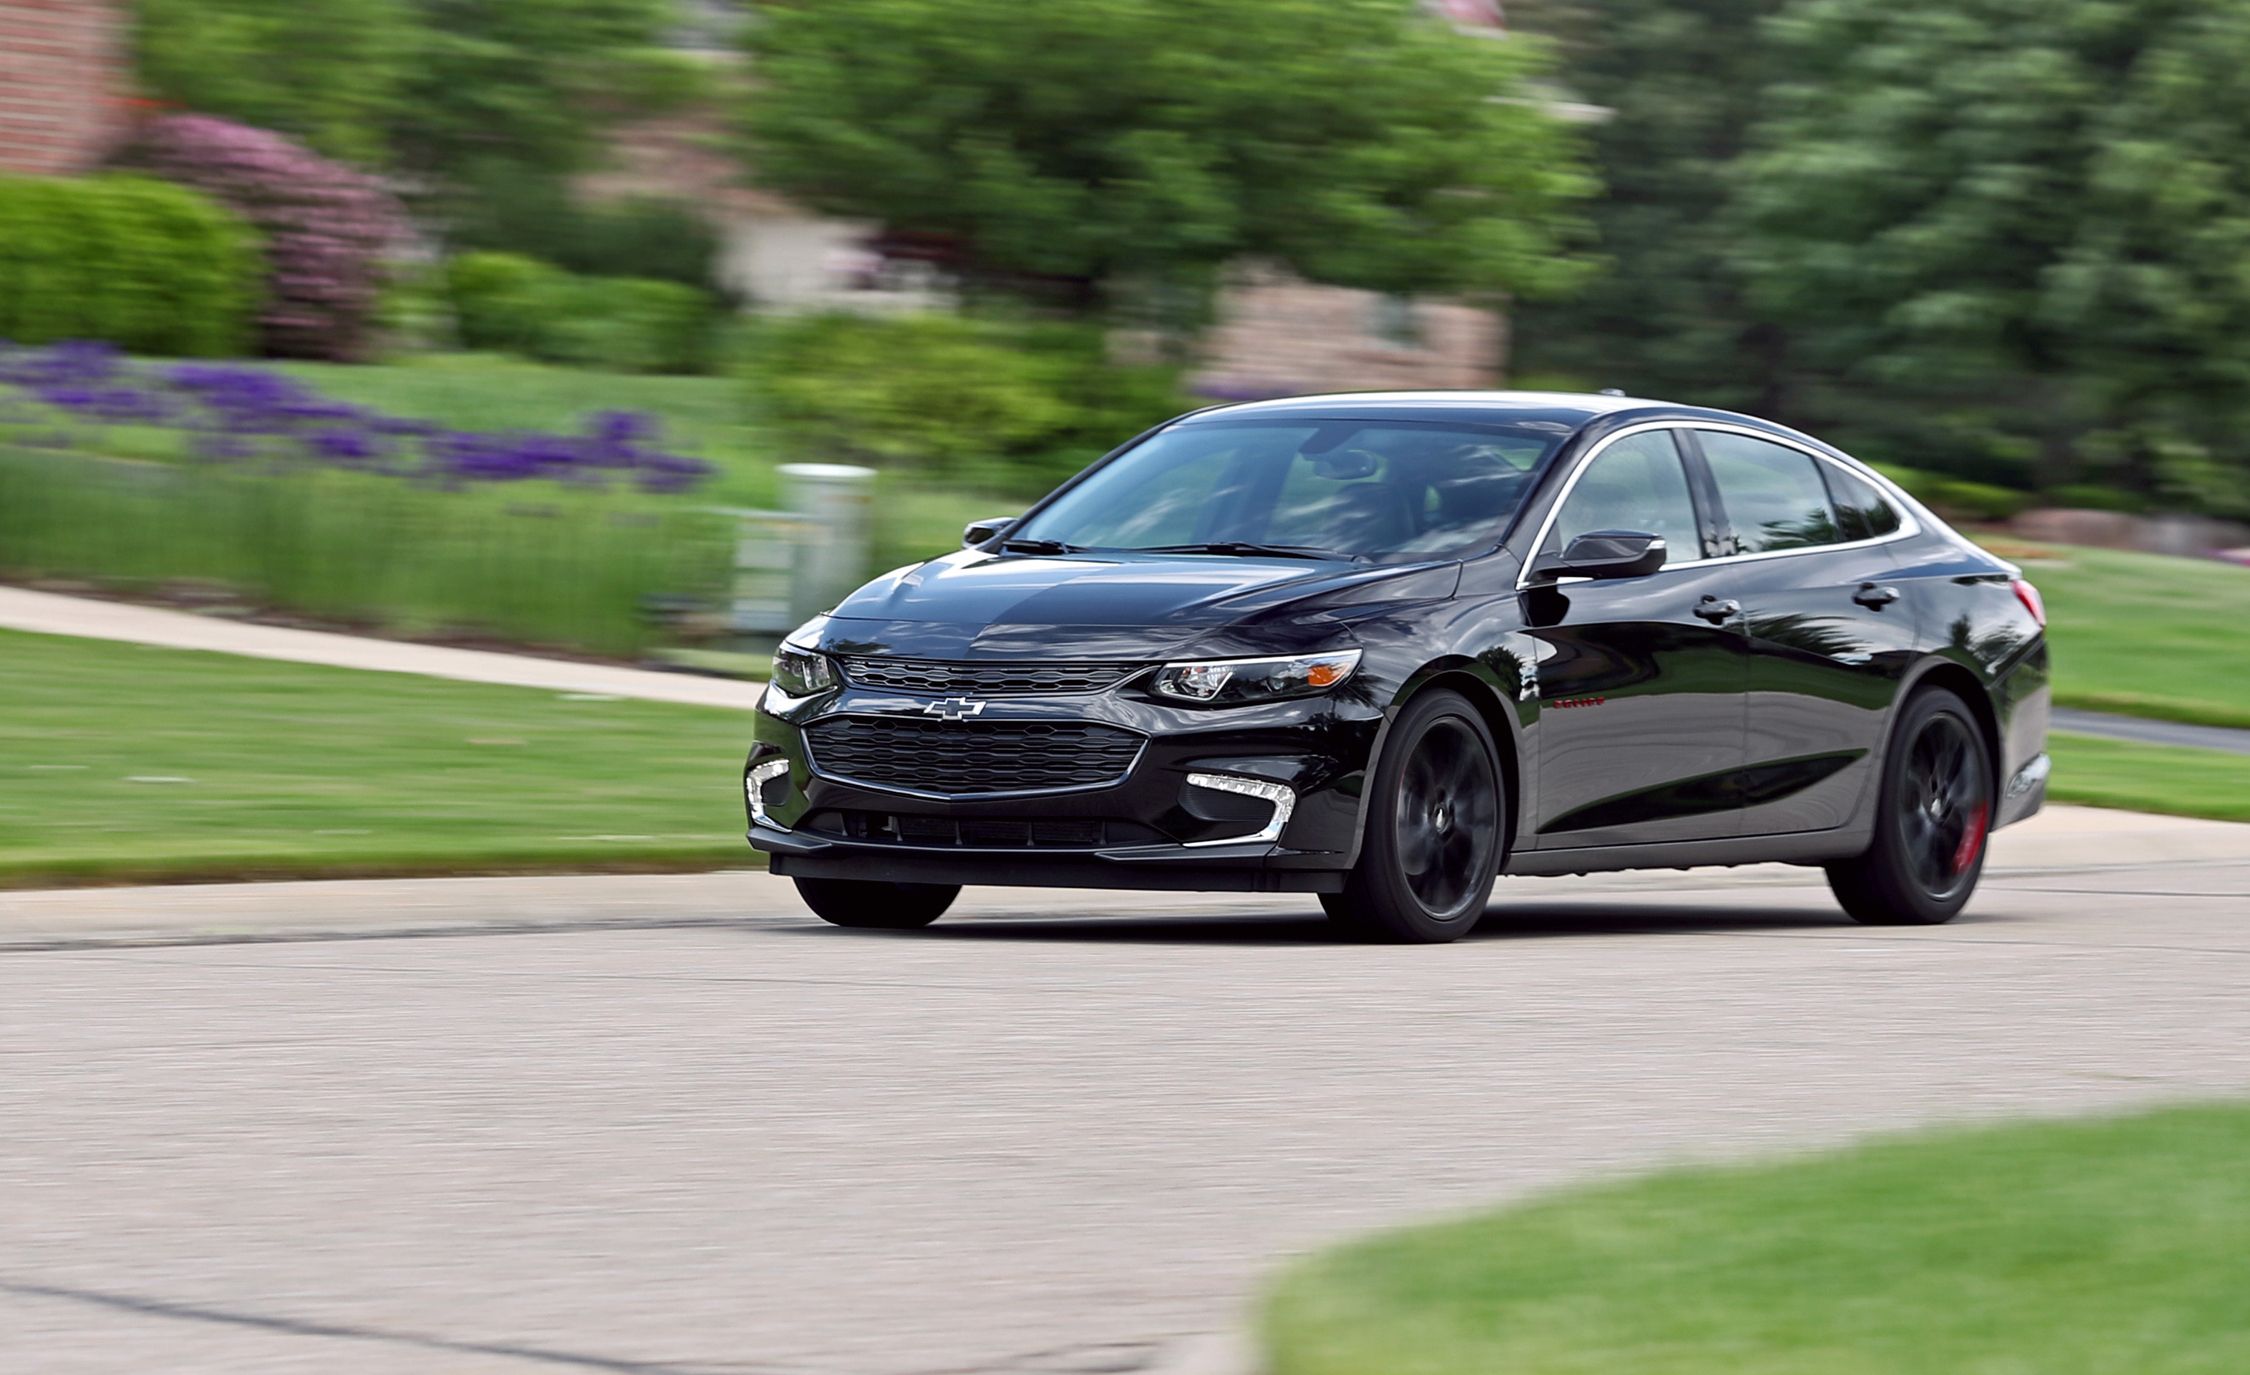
[962,515,1019,548]
[1533,530,1668,582]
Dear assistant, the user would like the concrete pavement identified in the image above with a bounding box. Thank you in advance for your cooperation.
[3,806,2247,1373]
[2052,706,2250,755]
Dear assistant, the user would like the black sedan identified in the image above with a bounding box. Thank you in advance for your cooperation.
[745,392,2050,943]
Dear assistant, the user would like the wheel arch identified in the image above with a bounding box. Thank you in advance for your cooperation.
[1892,656,2003,789]
[1379,660,1524,862]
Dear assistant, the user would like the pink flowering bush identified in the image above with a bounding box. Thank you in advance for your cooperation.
[131,115,409,362]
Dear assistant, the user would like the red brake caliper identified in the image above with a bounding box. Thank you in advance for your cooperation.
[1953,802,1990,875]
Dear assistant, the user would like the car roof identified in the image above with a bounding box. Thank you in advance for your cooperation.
[1172,390,1825,449]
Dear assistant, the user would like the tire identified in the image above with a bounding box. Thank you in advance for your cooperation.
[793,877,959,929]
[1825,686,1993,926]
[1324,689,1506,944]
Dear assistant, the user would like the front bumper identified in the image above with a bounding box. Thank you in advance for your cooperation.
[742,678,1381,892]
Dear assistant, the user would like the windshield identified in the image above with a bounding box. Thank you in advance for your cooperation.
[1010,419,1564,561]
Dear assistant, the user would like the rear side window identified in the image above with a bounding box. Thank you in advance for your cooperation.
[1700,432,1842,554]
[1822,463,1904,541]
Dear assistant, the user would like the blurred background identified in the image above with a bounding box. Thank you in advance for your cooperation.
[2,0,2247,884]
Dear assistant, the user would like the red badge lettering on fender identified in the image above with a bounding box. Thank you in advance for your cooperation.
[1552,695,1607,709]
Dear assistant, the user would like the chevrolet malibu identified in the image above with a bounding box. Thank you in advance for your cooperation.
[744,392,2050,943]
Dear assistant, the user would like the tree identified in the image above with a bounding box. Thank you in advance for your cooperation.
[1730,0,2250,514]
[132,0,688,188]
[135,0,416,166]
[1504,0,1794,412]
[741,0,1593,316]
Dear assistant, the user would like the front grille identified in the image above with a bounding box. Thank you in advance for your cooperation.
[805,717,1144,795]
[838,657,1147,696]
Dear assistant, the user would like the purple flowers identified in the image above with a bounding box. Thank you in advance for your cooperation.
[0,341,713,494]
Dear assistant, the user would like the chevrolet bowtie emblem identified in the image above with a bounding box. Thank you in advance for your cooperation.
[922,697,988,721]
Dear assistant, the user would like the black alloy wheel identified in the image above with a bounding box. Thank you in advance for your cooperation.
[1826,687,1993,925]
[1324,689,1505,943]
[794,877,960,929]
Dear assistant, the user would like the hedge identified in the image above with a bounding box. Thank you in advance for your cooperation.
[446,252,717,375]
[0,174,259,357]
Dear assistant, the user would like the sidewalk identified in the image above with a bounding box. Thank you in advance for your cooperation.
[0,585,762,712]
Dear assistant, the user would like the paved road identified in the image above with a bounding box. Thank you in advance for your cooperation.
[5,808,2248,1375]
[2052,706,2250,755]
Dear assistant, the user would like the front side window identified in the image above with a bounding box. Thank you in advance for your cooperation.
[1546,430,1704,566]
[1011,420,1561,561]
[1700,432,1843,554]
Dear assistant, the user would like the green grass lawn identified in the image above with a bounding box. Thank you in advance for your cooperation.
[0,628,759,888]
[2024,542,2250,730]
[2050,732,2250,823]
[1265,1103,2250,1375]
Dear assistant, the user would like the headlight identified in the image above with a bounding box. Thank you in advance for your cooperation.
[1150,649,1362,705]
[771,643,837,697]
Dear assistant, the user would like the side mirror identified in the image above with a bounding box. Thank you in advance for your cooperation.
[1534,530,1668,581]
[962,515,1018,548]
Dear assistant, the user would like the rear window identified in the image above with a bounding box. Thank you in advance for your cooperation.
[1700,432,1843,554]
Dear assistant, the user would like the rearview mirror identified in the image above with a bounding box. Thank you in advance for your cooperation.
[1534,530,1668,581]
[962,515,1018,548]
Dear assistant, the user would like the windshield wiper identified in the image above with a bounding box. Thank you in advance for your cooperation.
[999,537,1085,555]
[1136,541,1358,561]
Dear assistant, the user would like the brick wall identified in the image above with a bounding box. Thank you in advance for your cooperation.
[0,0,129,176]
[1192,264,1507,397]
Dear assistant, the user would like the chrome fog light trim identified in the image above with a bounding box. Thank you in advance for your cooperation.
[1184,772,1295,847]
[746,758,791,829]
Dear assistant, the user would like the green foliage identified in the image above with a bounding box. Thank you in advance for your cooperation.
[446,253,717,373]
[0,174,259,357]
[744,0,1593,315]
[745,313,1188,490]
[131,0,682,188]
[1508,0,1792,412]
[135,0,416,165]
[1730,0,2250,517]
[448,165,723,290]
[1871,465,2030,524]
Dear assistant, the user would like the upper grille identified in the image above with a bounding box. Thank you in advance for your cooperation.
[805,717,1144,795]
[838,657,1147,696]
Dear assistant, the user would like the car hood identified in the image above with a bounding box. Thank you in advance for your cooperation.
[818,549,1460,659]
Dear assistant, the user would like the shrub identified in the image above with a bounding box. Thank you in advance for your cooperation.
[449,165,723,293]
[446,253,718,374]
[1874,463,2032,524]
[447,252,566,354]
[131,115,408,362]
[746,313,1188,489]
[0,174,258,356]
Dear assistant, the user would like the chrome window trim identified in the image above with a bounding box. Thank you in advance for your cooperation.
[1515,419,1921,591]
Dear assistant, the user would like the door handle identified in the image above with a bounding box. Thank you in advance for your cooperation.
[1853,583,1901,609]
[1693,596,1740,623]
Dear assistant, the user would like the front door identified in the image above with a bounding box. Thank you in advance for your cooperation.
[1521,429,1749,848]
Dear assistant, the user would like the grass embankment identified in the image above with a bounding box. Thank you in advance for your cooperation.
[1265,1103,2250,1375]
[0,628,758,889]
[0,354,1027,658]
[2049,732,2250,823]
[2027,542,2250,730]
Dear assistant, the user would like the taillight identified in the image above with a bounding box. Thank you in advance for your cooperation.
[2012,578,2046,628]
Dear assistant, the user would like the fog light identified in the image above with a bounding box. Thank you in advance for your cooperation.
[746,758,790,829]
[1184,772,1295,847]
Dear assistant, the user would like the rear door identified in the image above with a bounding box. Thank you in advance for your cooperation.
[1689,428,1920,836]
[1520,428,1750,848]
